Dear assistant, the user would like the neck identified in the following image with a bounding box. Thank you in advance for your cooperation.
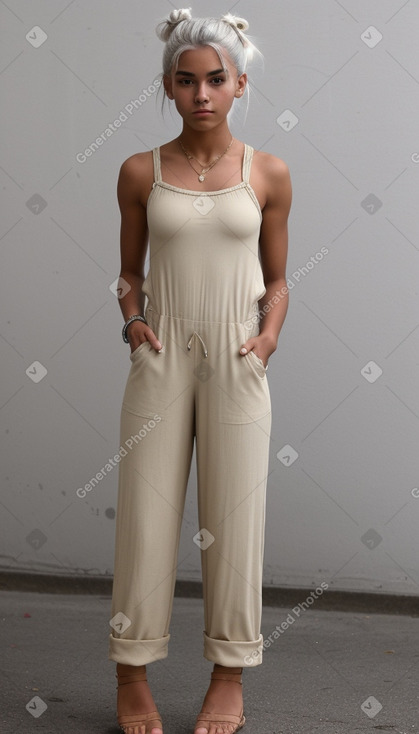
[178,124,234,161]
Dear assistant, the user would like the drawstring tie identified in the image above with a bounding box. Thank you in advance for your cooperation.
[187,331,208,358]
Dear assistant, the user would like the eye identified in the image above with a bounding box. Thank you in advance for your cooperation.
[211,77,224,84]
[178,78,193,85]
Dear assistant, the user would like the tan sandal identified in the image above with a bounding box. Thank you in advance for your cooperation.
[195,670,246,734]
[116,667,163,733]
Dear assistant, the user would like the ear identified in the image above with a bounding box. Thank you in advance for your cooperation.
[163,74,174,100]
[235,71,247,98]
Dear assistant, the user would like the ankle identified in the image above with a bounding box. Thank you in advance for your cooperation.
[213,664,243,676]
[117,662,146,677]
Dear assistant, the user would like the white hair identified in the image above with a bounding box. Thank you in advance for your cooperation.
[155,7,264,123]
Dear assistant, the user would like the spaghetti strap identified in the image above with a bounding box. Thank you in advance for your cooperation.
[152,147,162,183]
[242,144,254,184]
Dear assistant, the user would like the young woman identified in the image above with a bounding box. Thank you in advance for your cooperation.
[109,8,292,734]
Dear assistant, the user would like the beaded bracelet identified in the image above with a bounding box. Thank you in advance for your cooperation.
[122,314,148,343]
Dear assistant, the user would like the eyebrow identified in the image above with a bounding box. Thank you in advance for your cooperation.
[175,68,225,77]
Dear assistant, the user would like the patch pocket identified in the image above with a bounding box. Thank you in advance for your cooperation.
[246,349,268,379]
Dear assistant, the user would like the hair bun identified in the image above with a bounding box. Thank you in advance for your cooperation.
[156,7,192,42]
[221,13,249,34]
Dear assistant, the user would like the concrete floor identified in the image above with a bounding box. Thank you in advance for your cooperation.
[1,590,418,733]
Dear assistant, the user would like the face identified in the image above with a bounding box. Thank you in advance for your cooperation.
[163,45,247,129]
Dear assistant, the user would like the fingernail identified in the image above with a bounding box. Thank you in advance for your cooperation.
[240,348,247,354]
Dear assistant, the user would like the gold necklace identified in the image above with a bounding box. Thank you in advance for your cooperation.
[178,137,234,182]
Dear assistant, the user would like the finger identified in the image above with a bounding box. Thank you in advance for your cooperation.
[140,327,162,352]
[239,341,254,355]
[150,334,163,351]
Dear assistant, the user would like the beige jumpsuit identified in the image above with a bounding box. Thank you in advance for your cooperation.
[108,143,272,668]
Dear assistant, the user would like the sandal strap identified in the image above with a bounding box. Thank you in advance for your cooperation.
[118,710,162,726]
[195,711,245,726]
[116,670,147,685]
[210,671,242,684]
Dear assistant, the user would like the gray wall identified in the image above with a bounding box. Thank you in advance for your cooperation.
[1,0,418,595]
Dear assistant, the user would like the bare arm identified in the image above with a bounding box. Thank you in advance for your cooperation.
[240,155,292,366]
[116,155,161,352]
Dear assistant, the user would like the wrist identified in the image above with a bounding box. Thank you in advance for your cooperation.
[258,331,277,351]
[122,314,147,343]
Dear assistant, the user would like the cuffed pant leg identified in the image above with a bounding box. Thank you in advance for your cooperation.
[109,633,170,666]
[109,402,194,666]
[203,632,264,668]
[196,411,272,668]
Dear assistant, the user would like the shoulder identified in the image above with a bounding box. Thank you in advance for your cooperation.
[253,149,292,210]
[118,150,154,181]
[117,150,155,207]
[253,148,291,184]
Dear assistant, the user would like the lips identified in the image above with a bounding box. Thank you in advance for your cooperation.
[193,110,213,114]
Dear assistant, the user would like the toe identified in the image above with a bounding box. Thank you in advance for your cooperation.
[215,725,235,734]
[196,721,239,734]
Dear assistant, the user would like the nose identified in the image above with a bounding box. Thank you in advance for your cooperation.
[195,83,209,104]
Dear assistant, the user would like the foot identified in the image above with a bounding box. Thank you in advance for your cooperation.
[116,663,163,734]
[194,665,244,734]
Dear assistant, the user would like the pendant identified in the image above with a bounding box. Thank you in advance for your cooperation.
[198,174,205,182]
